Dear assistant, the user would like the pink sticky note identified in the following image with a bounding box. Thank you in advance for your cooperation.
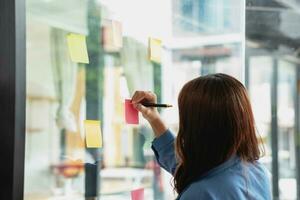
[125,99,139,124]
[131,188,144,200]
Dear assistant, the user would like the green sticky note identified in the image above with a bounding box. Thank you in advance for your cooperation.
[67,33,89,64]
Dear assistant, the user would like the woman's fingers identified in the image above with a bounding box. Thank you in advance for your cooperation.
[135,103,147,113]
[136,103,159,122]
[132,91,156,104]
[131,91,160,122]
[144,91,157,102]
[131,91,145,103]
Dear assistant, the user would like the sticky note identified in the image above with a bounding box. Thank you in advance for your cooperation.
[102,20,123,52]
[67,33,89,64]
[149,38,162,63]
[112,21,123,49]
[131,188,144,200]
[125,99,139,124]
[84,120,102,148]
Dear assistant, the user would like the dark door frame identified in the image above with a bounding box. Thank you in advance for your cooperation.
[0,0,26,199]
[295,65,300,200]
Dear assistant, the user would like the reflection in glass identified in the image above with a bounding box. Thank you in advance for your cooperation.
[24,0,248,199]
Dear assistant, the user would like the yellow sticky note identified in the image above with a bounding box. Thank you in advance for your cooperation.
[84,120,102,148]
[67,33,89,64]
[149,38,162,63]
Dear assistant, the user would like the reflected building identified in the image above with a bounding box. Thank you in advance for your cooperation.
[162,0,244,128]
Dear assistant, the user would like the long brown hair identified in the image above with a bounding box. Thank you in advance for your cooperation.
[174,73,261,194]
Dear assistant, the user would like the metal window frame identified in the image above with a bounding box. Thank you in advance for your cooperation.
[245,50,300,200]
[0,0,26,199]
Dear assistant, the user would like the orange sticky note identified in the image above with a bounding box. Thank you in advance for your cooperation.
[131,188,144,200]
[125,99,139,124]
[149,37,162,63]
[84,120,102,148]
[102,20,123,52]
[67,33,89,64]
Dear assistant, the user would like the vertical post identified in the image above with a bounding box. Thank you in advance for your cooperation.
[153,62,162,105]
[244,54,250,89]
[152,61,164,200]
[85,0,104,199]
[295,66,300,200]
[200,58,215,76]
[0,0,26,199]
[271,58,279,200]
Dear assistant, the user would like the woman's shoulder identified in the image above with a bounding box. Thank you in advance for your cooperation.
[245,160,272,190]
[180,176,246,200]
[179,158,271,200]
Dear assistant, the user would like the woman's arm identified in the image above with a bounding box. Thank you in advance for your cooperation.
[131,91,177,174]
[151,129,177,174]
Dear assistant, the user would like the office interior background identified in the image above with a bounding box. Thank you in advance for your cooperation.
[2,0,300,199]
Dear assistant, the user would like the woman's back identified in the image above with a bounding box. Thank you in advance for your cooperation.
[179,157,271,200]
[151,130,271,200]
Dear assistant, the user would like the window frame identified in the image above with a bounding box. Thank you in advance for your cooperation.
[0,0,26,199]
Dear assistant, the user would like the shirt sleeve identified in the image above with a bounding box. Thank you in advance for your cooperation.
[151,129,177,175]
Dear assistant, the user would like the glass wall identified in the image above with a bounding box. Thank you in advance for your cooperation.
[24,0,300,199]
[24,0,244,199]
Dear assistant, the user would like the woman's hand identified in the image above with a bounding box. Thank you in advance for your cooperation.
[131,91,168,137]
[131,91,160,122]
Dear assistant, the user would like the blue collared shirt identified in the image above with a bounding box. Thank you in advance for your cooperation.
[151,130,272,200]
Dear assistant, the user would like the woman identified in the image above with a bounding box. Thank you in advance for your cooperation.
[132,73,271,200]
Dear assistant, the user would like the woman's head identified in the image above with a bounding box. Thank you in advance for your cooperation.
[174,73,261,193]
